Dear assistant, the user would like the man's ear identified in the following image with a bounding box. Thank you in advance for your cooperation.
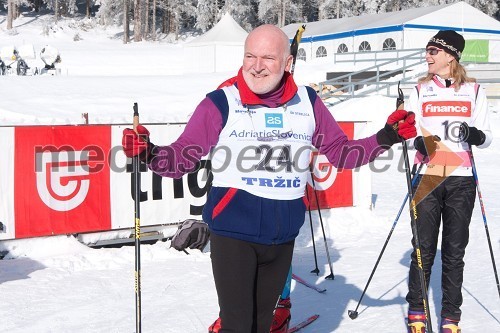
[284,54,293,72]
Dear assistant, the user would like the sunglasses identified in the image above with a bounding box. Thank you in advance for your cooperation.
[425,48,443,55]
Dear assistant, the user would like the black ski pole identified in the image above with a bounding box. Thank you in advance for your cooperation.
[132,102,142,333]
[306,188,320,275]
[289,24,322,277]
[348,163,423,320]
[393,82,432,333]
[395,82,433,332]
[291,24,334,280]
[310,172,335,280]
[469,146,500,299]
[402,140,433,333]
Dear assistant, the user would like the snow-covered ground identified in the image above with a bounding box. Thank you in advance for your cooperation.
[0,13,499,333]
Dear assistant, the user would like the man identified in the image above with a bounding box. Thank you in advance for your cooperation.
[123,24,416,332]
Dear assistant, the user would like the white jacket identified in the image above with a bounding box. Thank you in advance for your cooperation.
[409,75,492,177]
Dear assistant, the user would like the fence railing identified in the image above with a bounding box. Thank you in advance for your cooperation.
[320,49,500,106]
[333,48,426,66]
[319,49,427,103]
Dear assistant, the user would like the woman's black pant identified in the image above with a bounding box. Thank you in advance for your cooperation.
[406,175,476,321]
[211,233,294,333]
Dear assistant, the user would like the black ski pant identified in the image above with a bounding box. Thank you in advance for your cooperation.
[210,233,294,333]
[406,175,476,321]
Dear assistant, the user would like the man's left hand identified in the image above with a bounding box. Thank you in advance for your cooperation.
[377,110,417,146]
[387,109,416,140]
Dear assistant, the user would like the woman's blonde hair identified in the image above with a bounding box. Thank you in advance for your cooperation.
[418,60,476,91]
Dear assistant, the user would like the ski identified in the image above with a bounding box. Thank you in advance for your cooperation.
[292,274,326,293]
[287,314,319,333]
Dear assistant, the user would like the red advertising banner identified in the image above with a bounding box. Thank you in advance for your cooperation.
[14,126,112,238]
[307,122,354,209]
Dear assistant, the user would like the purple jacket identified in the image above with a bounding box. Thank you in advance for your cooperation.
[147,84,388,244]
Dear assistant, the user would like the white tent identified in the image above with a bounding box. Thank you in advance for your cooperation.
[183,13,248,73]
[282,2,500,63]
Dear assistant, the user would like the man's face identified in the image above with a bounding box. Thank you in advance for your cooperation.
[242,28,293,95]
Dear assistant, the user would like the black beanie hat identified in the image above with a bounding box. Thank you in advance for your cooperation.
[426,30,465,61]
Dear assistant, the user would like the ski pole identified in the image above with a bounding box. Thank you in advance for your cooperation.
[394,82,433,332]
[348,163,423,320]
[289,24,322,277]
[132,102,142,333]
[310,171,335,280]
[291,23,334,280]
[306,188,320,275]
[289,24,306,75]
[469,146,500,299]
[402,140,433,332]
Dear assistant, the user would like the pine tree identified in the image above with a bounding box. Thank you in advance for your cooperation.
[258,0,301,27]
[316,0,338,20]
[467,0,499,17]
[195,0,218,32]
[224,0,258,30]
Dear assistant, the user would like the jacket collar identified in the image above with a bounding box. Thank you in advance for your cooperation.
[235,68,298,108]
[433,75,455,88]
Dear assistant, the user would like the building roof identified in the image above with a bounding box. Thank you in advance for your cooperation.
[282,2,500,42]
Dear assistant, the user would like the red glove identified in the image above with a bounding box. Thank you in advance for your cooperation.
[122,124,150,158]
[377,110,417,146]
[387,109,417,140]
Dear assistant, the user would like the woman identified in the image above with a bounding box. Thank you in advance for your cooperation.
[405,30,492,333]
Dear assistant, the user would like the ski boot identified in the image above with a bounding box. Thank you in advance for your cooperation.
[407,310,426,333]
[270,297,291,333]
[440,318,461,333]
[209,297,292,333]
[208,317,221,333]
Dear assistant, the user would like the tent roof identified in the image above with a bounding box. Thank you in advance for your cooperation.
[282,2,500,41]
[189,13,248,45]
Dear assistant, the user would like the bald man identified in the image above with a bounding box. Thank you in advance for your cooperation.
[123,24,417,332]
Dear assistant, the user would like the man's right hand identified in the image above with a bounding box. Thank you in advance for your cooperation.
[414,135,441,156]
[171,219,210,251]
[122,124,151,159]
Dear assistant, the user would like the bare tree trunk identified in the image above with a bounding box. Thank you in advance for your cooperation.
[336,0,340,18]
[134,0,142,41]
[151,0,156,41]
[55,0,59,23]
[169,10,175,35]
[281,0,286,27]
[161,9,167,34]
[7,0,13,29]
[277,1,282,27]
[394,0,401,11]
[174,13,179,40]
[123,0,130,43]
[86,0,91,18]
[144,0,149,40]
[14,3,19,19]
